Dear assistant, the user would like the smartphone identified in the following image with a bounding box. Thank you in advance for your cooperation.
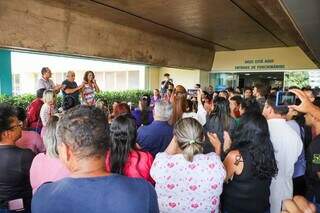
[276,91,296,106]
[187,89,198,96]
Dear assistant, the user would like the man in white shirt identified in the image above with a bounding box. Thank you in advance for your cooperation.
[263,95,303,213]
[37,67,61,93]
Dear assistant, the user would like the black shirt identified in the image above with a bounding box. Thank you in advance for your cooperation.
[222,149,271,213]
[306,134,320,202]
[203,115,236,154]
[256,97,266,113]
[62,80,80,105]
[0,145,35,209]
[160,79,173,94]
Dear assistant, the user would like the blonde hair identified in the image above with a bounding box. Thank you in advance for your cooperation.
[44,116,59,158]
[174,117,204,161]
[43,90,55,104]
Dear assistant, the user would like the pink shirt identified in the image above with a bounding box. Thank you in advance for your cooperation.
[106,150,154,184]
[30,153,70,193]
[16,130,45,154]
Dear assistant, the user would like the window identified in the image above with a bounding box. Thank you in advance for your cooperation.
[105,72,115,90]
[13,74,20,95]
[115,71,127,90]
[128,70,140,89]
[11,51,146,94]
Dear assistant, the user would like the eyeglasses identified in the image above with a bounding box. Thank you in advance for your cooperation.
[7,121,23,131]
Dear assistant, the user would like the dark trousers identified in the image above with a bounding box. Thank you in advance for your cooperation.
[0,209,30,213]
[293,175,307,196]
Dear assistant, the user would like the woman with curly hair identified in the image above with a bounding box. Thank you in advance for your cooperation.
[209,112,278,213]
[81,71,100,106]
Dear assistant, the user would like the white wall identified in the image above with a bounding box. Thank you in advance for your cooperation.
[11,51,146,94]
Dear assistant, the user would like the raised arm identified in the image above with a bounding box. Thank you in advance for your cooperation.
[53,84,62,94]
[93,79,100,93]
[289,89,320,119]
[62,83,84,94]
[223,150,243,182]
[196,89,207,125]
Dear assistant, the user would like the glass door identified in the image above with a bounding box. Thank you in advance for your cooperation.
[209,73,238,91]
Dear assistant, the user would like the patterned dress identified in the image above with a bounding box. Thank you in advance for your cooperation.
[151,152,226,213]
[82,83,96,105]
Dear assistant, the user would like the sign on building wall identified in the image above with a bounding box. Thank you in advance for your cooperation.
[235,59,285,70]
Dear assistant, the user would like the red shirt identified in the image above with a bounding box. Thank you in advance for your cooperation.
[106,150,154,184]
[26,98,44,129]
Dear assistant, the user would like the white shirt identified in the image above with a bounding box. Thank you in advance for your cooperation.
[182,103,207,126]
[287,120,301,136]
[39,103,54,127]
[268,119,303,213]
[151,152,225,213]
[37,78,55,90]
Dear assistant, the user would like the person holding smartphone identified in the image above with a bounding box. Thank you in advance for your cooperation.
[160,73,173,96]
[81,71,100,106]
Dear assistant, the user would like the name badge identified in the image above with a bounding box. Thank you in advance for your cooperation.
[8,198,24,211]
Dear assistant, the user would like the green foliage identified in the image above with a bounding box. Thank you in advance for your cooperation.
[284,71,309,88]
[0,94,35,109]
[0,90,152,109]
[96,90,152,107]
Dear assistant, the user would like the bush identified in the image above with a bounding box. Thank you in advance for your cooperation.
[0,90,152,110]
[96,90,152,106]
[0,94,35,109]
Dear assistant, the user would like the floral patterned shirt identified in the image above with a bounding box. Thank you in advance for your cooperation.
[150,152,225,213]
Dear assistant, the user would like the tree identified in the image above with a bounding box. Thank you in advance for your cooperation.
[284,71,309,88]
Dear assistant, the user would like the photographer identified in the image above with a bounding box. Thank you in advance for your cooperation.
[160,73,173,95]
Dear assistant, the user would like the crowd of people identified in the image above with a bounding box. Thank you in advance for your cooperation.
[0,69,320,213]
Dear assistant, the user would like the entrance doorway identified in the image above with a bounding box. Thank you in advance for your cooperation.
[210,72,284,91]
[238,72,284,89]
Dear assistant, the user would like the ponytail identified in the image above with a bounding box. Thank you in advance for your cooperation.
[181,141,203,162]
[173,117,204,162]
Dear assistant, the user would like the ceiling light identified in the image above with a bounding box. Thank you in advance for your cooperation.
[245,73,250,76]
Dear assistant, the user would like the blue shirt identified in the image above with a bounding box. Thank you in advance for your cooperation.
[32,175,159,213]
[131,108,154,127]
[137,121,173,156]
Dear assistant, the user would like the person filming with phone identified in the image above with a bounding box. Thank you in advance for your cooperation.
[81,71,100,106]
[160,73,173,96]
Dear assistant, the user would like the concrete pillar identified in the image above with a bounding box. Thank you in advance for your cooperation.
[0,49,12,95]
[145,66,161,90]
[0,0,215,70]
